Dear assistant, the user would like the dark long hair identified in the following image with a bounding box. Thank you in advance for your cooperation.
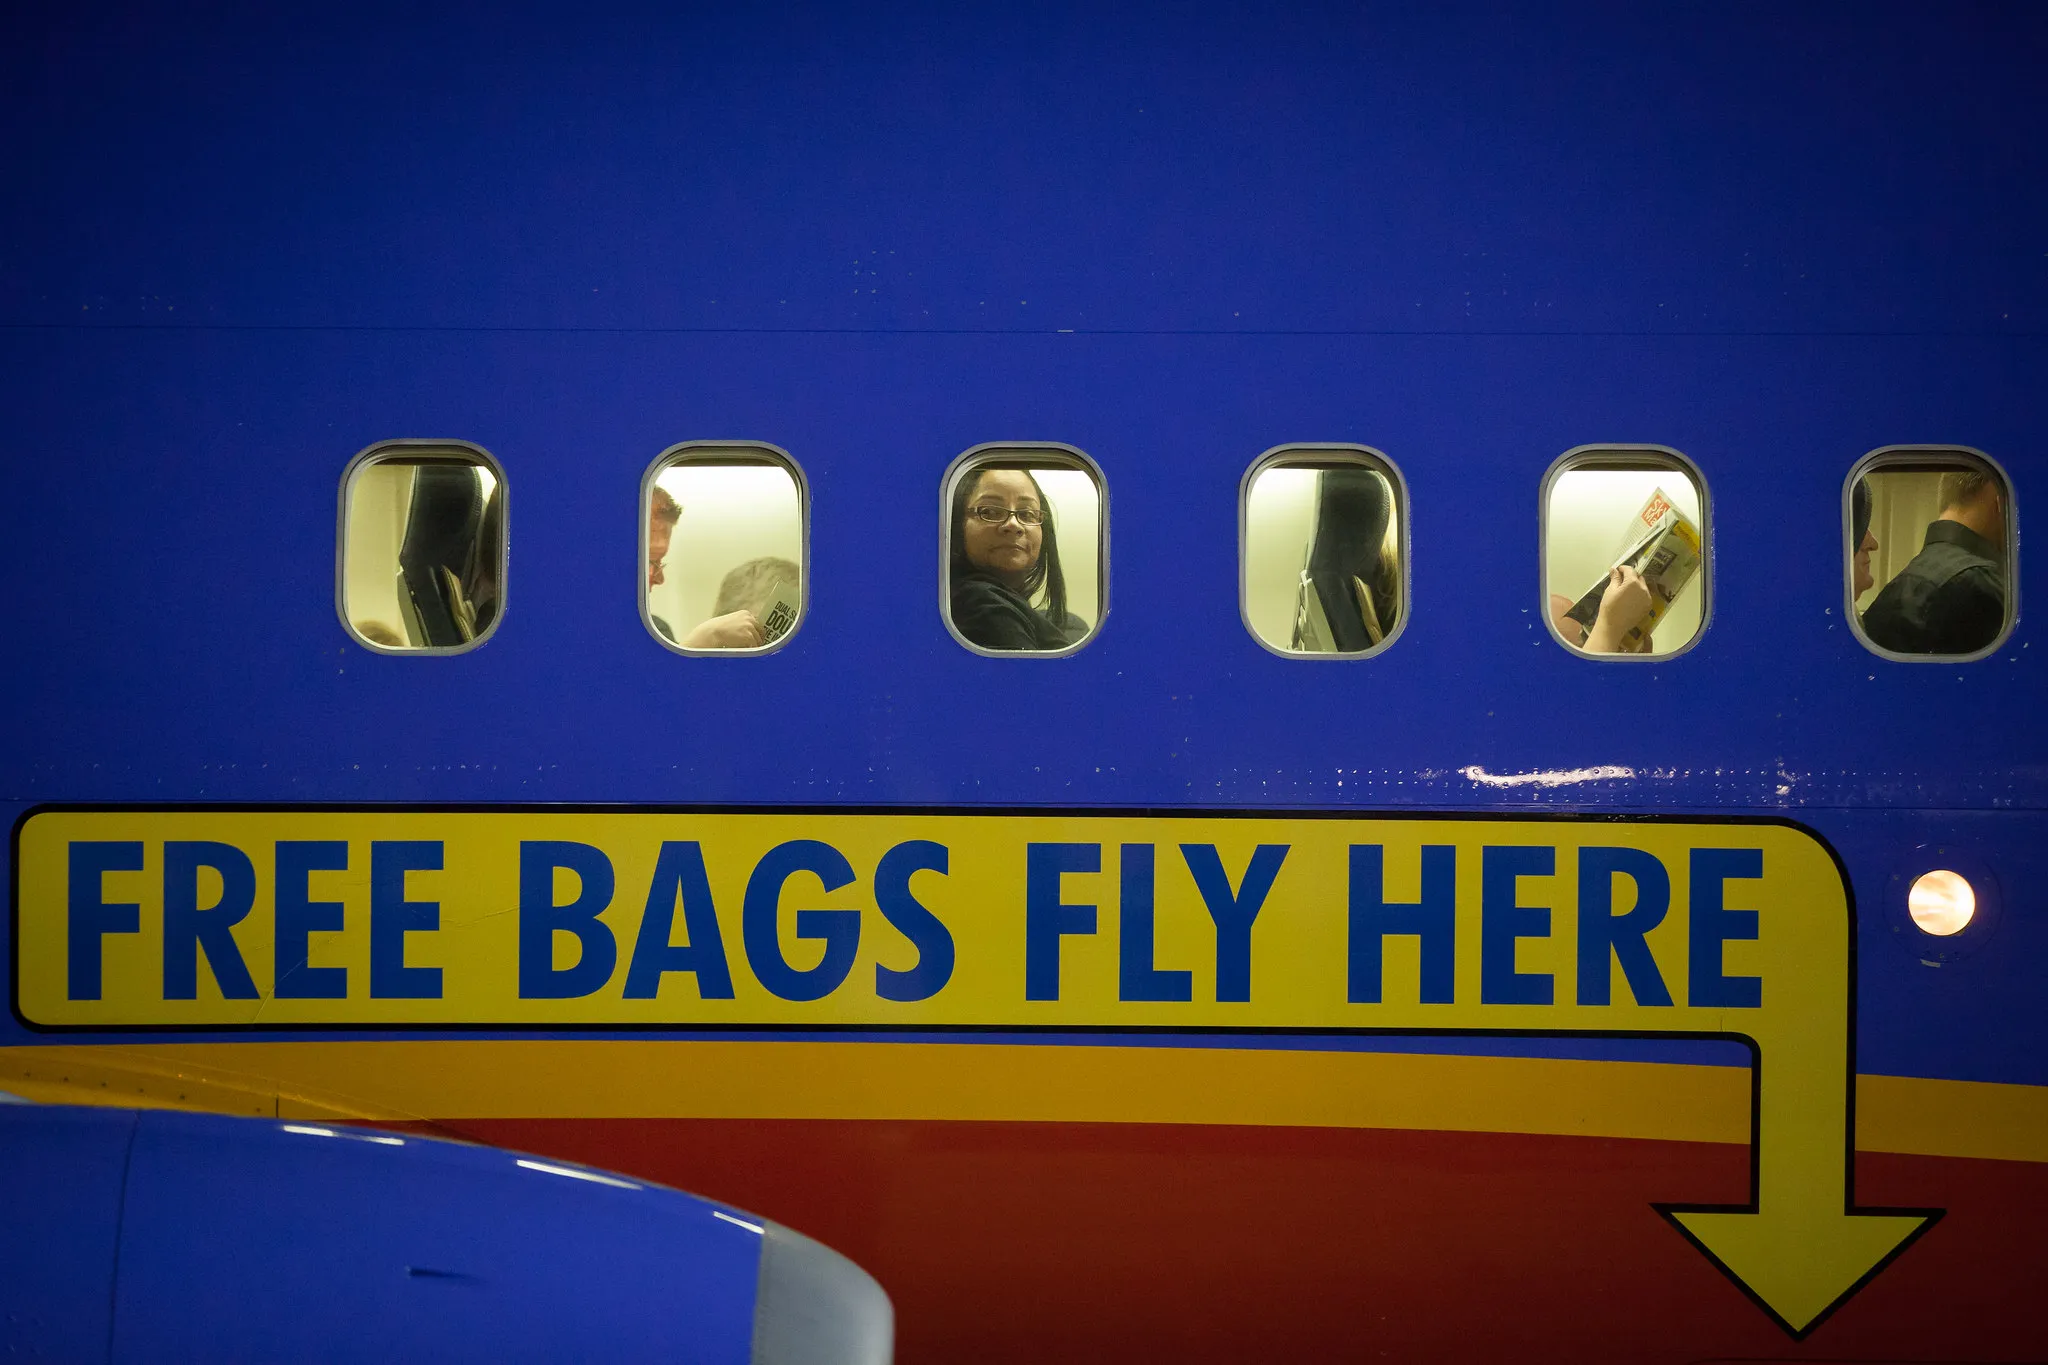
[1304,465,1398,650]
[398,460,499,645]
[950,465,1068,625]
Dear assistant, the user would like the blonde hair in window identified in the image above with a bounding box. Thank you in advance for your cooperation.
[714,556,800,616]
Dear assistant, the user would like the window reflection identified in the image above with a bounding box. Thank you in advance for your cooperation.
[1852,451,2011,658]
[1243,453,1405,656]
[945,451,1103,653]
[341,447,505,652]
[1543,454,1707,658]
[645,448,806,652]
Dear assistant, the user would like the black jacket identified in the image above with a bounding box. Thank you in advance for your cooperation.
[1860,520,2006,655]
[951,573,1075,651]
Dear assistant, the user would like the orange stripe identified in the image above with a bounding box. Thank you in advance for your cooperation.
[2,1040,2043,1164]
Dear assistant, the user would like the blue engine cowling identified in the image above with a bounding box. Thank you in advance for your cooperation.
[0,1098,890,1364]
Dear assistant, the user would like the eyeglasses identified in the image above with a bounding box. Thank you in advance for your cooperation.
[967,504,1045,526]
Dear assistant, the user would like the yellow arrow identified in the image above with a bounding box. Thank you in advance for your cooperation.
[14,809,1949,1335]
[1666,1204,1937,1339]
[1653,868,1944,1338]
[1660,1052,1940,1335]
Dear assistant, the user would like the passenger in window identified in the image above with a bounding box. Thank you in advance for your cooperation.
[949,467,1086,651]
[1860,468,2007,654]
[397,464,501,645]
[1851,478,1879,598]
[713,556,801,645]
[1549,567,1656,654]
[1293,466,1400,651]
[647,486,769,649]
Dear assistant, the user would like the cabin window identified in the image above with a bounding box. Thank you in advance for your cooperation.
[1541,448,1710,660]
[643,444,808,653]
[1847,448,2013,661]
[1240,446,1408,658]
[338,441,506,653]
[942,445,1106,656]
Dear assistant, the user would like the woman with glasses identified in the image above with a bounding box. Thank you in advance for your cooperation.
[949,466,1086,650]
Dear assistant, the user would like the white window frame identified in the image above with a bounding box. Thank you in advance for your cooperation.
[1537,444,1713,663]
[639,440,811,658]
[939,442,1109,659]
[1237,443,1411,661]
[335,438,507,656]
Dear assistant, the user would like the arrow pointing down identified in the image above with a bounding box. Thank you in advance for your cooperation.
[1657,1041,1943,1338]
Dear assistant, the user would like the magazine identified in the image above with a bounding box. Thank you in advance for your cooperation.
[759,585,801,643]
[1561,488,1702,650]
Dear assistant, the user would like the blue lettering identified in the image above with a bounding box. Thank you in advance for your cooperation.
[274,841,349,1000]
[370,841,443,999]
[1689,848,1764,1008]
[518,841,619,999]
[873,841,954,1003]
[1480,845,1554,1006]
[1575,846,1673,1007]
[1181,843,1287,1003]
[1025,843,1099,1002]
[162,842,259,1000]
[623,842,735,1000]
[743,841,860,1002]
[1118,844,1191,1003]
[67,841,142,1001]
[1348,844,1455,1004]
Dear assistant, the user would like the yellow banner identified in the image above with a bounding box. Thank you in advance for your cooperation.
[17,808,1816,1032]
[10,806,1937,1336]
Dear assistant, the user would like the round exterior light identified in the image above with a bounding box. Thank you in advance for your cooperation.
[1907,870,1975,937]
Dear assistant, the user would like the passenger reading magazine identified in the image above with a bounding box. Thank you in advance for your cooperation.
[1560,488,1702,653]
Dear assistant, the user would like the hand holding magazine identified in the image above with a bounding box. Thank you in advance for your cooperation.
[1561,488,1702,652]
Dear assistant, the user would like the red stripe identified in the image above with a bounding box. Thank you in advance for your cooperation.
[404,1118,2048,1363]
